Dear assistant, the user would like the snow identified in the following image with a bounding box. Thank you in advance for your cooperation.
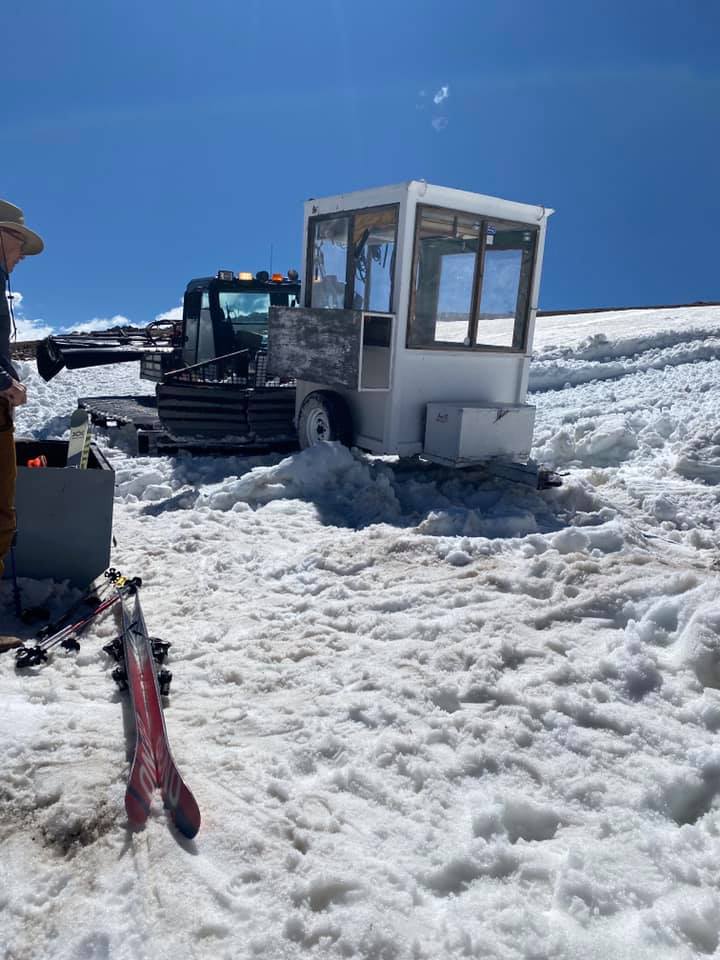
[3,306,720,959]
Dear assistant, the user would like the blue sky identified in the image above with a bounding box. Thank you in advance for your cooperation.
[4,0,719,332]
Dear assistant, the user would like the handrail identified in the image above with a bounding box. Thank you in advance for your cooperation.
[164,348,250,379]
[162,348,252,387]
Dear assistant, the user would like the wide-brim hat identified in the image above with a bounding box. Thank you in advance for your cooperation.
[0,199,44,255]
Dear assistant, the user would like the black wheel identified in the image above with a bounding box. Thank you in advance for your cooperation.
[297,391,353,449]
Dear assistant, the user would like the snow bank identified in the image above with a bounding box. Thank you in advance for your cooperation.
[2,308,720,959]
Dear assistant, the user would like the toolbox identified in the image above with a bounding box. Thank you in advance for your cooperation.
[8,439,115,587]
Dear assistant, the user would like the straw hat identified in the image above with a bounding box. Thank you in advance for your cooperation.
[0,199,44,255]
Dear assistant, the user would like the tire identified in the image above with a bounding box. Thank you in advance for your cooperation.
[297,391,353,449]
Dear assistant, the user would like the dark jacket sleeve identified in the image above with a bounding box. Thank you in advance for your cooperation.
[0,357,15,391]
[0,270,17,391]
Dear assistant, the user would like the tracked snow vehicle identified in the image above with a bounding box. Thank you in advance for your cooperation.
[38,181,557,485]
[37,270,301,452]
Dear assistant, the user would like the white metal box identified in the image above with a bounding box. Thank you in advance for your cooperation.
[423,402,536,466]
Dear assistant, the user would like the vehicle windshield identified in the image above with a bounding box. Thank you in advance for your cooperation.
[218,292,271,332]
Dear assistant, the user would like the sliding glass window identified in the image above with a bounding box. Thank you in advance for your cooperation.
[408,205,537,352]
[475,224,536,350]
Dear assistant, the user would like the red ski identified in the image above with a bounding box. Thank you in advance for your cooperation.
[111,576,201,839]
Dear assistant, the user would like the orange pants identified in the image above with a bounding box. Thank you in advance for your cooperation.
[0,400,16,579]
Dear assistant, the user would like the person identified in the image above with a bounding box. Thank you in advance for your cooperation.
[0,200,44,585]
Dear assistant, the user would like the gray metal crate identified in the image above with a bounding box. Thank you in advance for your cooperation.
[9,439,115,587]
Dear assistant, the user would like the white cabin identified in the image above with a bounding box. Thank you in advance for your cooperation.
[268,180,553,469]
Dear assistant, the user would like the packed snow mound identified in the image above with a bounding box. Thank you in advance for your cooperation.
[537,414,640,468]
[195,441,582,538]
[198,443,402,525]
[671,596,720,690]
[96,434,607,542]
[532,316,720,519]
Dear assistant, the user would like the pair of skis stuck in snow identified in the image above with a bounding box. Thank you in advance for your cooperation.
[14,569,201,840]
[104,571,201,839]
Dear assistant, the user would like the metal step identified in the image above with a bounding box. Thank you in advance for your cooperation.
[79,395,160,429]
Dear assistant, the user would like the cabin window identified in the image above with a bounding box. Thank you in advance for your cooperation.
[408,205,537,352]
[351,207,396,313]
[307,206,398,313]
[475,225,536,350]
[309,216,350,309]
[408,208,481,347]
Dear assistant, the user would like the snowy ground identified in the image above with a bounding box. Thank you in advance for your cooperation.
[2,306,720,959]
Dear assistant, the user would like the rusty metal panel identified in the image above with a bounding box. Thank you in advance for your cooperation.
[267,306,362,390]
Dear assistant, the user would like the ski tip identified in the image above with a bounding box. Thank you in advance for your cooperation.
[173,805,201,840]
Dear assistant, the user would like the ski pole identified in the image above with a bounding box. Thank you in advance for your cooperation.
[53,587,122,654]
[15,592,121,669]
[35,578,111,641]
[9,536,21,619]
[42,592,120,651]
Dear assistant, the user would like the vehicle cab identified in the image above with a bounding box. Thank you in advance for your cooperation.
[181,271,301,367]
[140,270,300,383]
